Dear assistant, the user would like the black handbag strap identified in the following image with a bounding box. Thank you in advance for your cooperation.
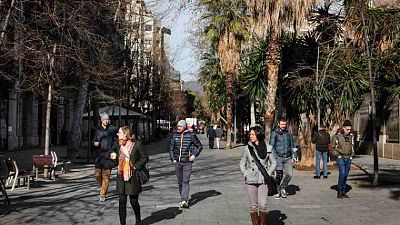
[247,144,273,182]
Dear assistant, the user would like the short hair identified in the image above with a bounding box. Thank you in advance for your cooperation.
[249,126,265,142]
[119,126,136,141]
[279,117,287,122]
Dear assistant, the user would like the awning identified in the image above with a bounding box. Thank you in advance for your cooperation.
[83,105,149,119]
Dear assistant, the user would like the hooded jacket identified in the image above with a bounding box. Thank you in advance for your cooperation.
[269,126,294,158]
[240,141,277,184]
[168,130,203,162]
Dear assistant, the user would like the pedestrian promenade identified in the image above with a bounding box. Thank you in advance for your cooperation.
[1,134,399,225]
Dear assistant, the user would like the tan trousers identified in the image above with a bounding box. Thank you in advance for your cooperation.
[95,168,111,197]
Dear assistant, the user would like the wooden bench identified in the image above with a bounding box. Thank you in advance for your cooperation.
[32,155,56,181]
[51,151,71,174]
[6,159,33,190]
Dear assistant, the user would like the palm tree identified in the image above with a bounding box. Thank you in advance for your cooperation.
[202,0,248,149]
[245,0,315,140]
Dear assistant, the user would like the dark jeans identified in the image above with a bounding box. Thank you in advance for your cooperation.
[209,138,215,149]
[336,157,351,192]
[175,161,193,201]
[315,150,328,176]
[119,194,140,225]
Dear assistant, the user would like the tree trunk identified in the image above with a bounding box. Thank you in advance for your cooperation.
[250,97,256,125]
[299,120,315,167]
[264,28,280,141]
[362,10,379,185]
[0,0,16,45]
[226,72,234,149]
[67,78,88,159]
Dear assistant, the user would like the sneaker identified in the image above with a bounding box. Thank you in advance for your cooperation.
[182,200,189,208]
[313,175,320,179]
[281,189,288,198]
[99,196,105,202]
[178,201,184,208]
[323,176,328,179]
[274,193,281,199]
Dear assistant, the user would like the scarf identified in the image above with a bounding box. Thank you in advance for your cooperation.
[254,141,267,159]
[118,141,135,181]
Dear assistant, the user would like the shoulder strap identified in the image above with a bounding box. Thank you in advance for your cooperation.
[247,145,272,181]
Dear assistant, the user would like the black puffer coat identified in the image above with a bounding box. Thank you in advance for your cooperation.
[168,130,203,162]
[94,124,118,169]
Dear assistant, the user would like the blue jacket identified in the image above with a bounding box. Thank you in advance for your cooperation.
[168,130,203,162]
[269,127,294,158]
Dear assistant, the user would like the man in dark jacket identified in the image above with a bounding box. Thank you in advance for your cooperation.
[312,124,331,179]
[269,117,294,199]
[207,125,216,149]
[331,120,354,199]
[94,113,118,202]
[168,120,203,208]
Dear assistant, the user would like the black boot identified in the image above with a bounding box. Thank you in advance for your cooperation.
[341,191,349,198]
[337,191,343,199]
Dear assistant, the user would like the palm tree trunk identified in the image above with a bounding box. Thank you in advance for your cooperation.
[226,72,234,149]
[264,0,282,140]
[264,34,280,141]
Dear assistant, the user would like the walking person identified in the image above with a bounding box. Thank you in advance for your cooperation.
[331,120,354,199]
[168,120,203,208]
[207,125,216,149]
[312,124,331,179]
[269,117,295,199]
[116,126,149,225]
[93,113,118,202]
[240,126,277,225]
[215,125,223,149]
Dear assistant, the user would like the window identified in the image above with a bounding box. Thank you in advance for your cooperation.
[145,25,152,31]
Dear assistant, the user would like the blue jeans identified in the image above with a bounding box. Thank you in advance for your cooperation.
[336,157,351,192]
[315,151,328,176]
[275,157,293,191]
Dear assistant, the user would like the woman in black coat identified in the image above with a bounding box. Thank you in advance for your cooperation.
[116,126,149,225]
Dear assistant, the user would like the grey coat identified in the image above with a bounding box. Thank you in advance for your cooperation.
[240,141,277,184]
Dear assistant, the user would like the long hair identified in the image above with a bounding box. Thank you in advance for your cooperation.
[119,126,136,142]
[249,126,265,142]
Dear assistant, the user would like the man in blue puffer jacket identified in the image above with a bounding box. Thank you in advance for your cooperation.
[269,117,295,199]
[168,120,203,208]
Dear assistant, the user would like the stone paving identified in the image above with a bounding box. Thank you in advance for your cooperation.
[1,134,399,225]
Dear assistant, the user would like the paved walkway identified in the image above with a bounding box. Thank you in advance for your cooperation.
[1,134,399,225]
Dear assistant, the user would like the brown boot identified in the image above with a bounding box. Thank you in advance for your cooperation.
[259,211,267,225]
[250,212,259,225]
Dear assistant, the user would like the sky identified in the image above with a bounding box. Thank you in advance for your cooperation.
[146,0,201,82]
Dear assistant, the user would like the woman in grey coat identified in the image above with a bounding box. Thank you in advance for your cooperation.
[240,126,277,225]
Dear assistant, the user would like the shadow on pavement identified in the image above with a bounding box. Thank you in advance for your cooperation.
[141,207,182,225]
[330,184,352,193]
[286,185,300,196]
[189,190,222,207]
[267,210,287,225]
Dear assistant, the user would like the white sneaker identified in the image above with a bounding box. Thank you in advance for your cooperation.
[99,196,105,202]
[281,189,287,198]
[178,201,184,207]
[274,193,281,199]
[179,201,189,208]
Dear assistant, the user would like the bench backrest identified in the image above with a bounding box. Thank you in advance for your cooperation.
[32,155,54,168]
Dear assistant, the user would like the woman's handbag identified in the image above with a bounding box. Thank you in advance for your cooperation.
[135,166,150,185]
[247,145,278,196]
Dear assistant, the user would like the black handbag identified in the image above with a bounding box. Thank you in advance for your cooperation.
[135,166,150,185]
[247,145,278,196]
